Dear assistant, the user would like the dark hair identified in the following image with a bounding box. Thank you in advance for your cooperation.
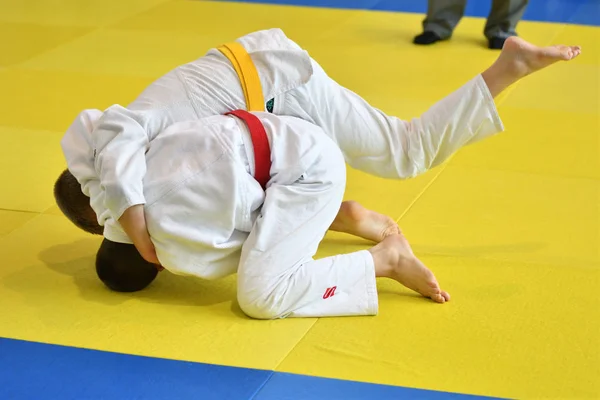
[53,169,103,235]
[96,239,159,292]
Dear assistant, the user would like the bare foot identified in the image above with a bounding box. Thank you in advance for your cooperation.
[483,36,582,97]
[329,201,400,243]
[499,36,581,79]
[370,234,450,303]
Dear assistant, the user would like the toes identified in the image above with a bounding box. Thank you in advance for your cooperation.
[424,281,450,303]
[431,293,446,303]
[424,282,446,303]
[561,51,574,61]
[553,45,581,60]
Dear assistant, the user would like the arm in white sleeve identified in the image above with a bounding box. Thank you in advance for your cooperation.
[302,61,504,179]
[60,109,107,221]
[92,105,152,221]
[90,66,200,221]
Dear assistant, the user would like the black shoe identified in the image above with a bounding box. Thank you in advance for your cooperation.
[488,36,507,50]
[413,31,443,45]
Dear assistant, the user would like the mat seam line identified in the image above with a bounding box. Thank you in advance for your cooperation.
[394,165,448,224]
[249,319,319,398]
[266,319,319,380]
[248,370,276,400]
[0,208,39,214]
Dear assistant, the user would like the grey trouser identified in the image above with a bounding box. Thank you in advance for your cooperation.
[422,0,529,39]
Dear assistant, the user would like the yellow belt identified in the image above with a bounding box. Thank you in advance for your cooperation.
[217,42,265,112]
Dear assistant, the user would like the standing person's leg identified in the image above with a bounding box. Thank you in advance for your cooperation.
[414,0,467,45]
[484,0,529,49]
[290,38,580,182]
[236,133,449,320]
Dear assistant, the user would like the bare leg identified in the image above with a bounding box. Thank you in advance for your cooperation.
[329,201,400,243]
[329,201,449,303]
[482,36,581,98]
[370,234,451,304]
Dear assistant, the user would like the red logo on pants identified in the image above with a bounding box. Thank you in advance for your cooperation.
[323,286,337,299]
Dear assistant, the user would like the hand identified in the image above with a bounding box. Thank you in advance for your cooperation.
[118,204,161,267]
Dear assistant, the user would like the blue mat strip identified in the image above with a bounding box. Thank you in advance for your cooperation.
[0,337,504,400]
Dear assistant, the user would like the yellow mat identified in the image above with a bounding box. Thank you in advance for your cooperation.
[0,1,598,399]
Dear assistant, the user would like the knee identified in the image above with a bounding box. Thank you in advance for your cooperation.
[237,287,284,320]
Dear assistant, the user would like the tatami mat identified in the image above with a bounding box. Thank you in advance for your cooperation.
[0,0,598,399]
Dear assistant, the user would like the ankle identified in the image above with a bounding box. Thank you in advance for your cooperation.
[369,240,398,279]
[481,63,515,98]
[340,201,365,224]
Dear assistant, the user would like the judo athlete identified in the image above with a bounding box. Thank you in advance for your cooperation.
[55,28,581,317]
[60,109,447,318]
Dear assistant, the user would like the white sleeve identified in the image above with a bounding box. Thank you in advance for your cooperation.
[90,66,200,222]
[91,105,152,221]
[60,109,107,221]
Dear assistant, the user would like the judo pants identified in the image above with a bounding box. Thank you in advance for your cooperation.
[235,117,378,320]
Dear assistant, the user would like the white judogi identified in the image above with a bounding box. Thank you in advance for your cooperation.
[84,112,376,319]
[61,28,504,238]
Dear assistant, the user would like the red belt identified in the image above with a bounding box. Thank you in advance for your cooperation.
[226,110,272,190]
